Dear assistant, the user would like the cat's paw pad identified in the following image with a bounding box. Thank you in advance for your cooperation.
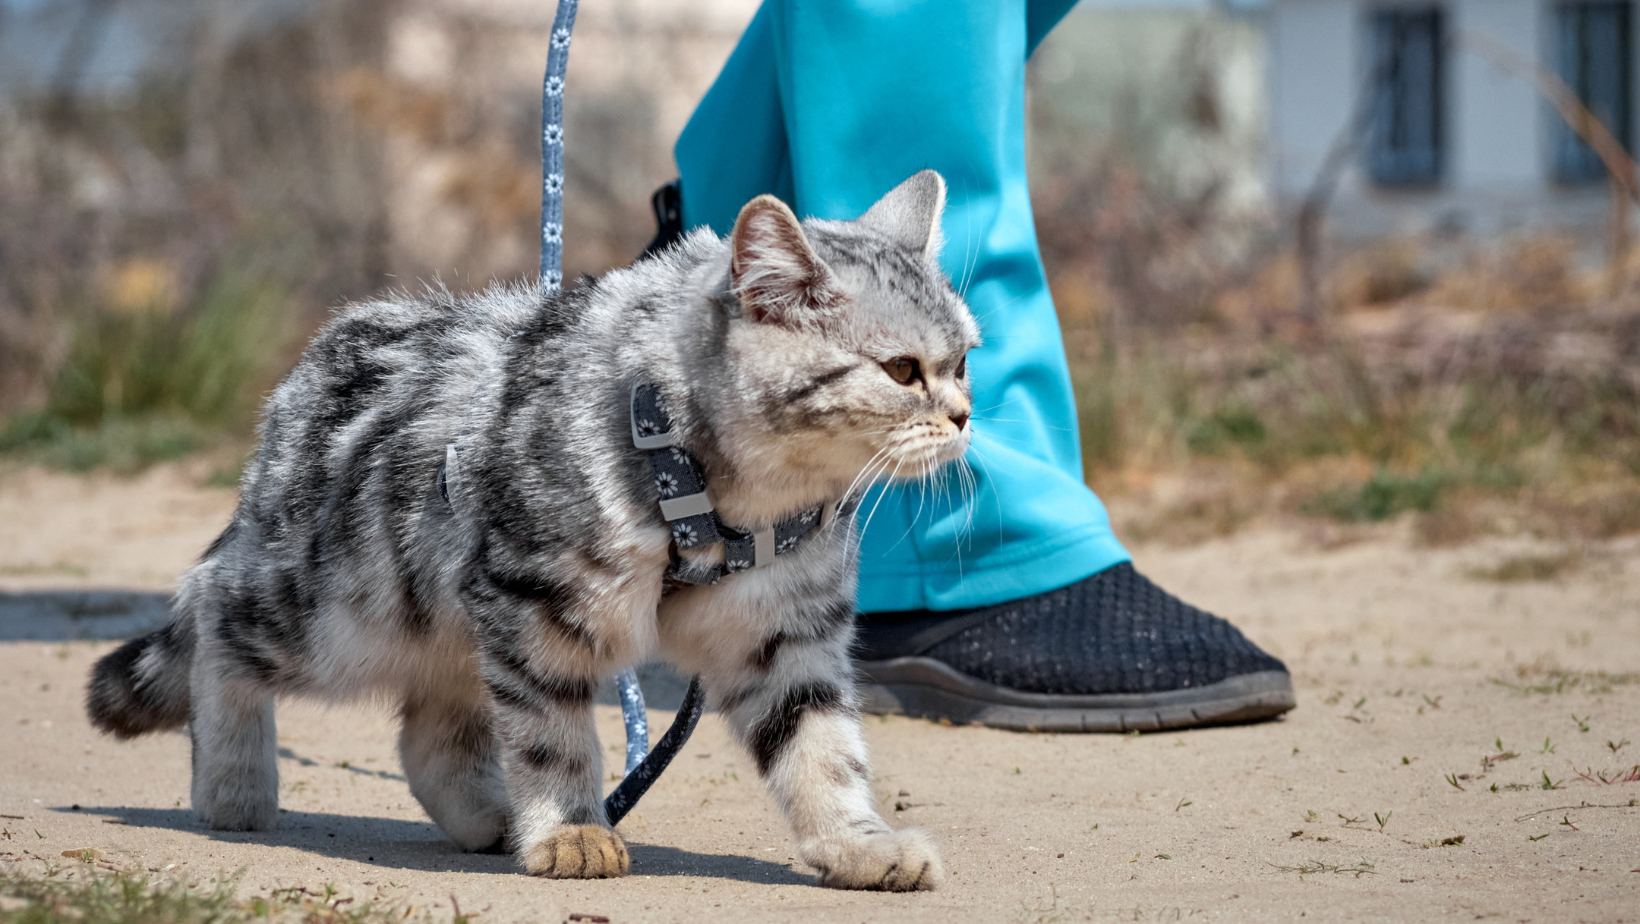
[522,825,630,879]
[809,828,944,892]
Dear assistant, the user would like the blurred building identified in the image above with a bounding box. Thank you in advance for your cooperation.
[1266,0,1632,238]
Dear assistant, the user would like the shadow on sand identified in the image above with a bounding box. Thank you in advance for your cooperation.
[0,590,170,642]
[53,805,811,885]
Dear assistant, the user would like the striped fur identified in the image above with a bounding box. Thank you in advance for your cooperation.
[86,171,972,891]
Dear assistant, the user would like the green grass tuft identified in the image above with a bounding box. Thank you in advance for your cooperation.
[1304,469,1445,523]
[0,866,429,924]
[1,273,291,473]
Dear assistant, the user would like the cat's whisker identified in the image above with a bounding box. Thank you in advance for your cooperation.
[972,417,1078,435]
[856,458,905,542]
[838,446,894,515]
[956,180,978,301]
[958,458,980,540]
[965,443,1009,549]
[967,399,1024,416]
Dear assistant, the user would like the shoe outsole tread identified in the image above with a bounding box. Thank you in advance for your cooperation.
[856,657,1295,732]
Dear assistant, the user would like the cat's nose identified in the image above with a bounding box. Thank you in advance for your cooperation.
[949,411,969,431]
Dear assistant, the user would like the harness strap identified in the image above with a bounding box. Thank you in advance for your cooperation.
[630,384,857,586]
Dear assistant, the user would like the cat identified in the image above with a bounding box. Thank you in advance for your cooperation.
[86,170,975,892]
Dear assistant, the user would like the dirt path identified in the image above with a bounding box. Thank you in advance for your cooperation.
[2,463,1637,922]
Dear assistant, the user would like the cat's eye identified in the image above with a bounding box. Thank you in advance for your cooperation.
[955,354,967,379]
[881,357,921,385]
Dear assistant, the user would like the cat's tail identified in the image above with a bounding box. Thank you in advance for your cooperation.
[86,569,204,739]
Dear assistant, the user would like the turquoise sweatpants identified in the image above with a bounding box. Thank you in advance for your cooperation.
[674,0,1130,613]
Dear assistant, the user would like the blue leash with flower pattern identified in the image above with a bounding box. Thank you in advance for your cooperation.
[538,0,706,826]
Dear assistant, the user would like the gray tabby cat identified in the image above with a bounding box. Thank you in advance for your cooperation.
[86,170,975,892]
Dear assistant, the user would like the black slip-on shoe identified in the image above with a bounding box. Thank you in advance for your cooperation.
[854,562,1295,732]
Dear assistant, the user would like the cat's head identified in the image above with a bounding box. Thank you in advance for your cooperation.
[718,170,979,499]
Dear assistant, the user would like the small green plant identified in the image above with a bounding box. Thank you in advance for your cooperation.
[1270,859,1376,878]
[1305,468,1444,523]
[1374,811,1393,833]
[1184,406,1267,456]
[1527,833,1549,841]
[1539,737,1556,754]
[1482,748,1519,772]
[1174,799,1192,812]
[1445,773,1466,792]
[1541,771,1564,791]
[1573,714,1590,733]
[1608,739,1631,755]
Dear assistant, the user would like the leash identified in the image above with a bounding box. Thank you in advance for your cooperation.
[538,0,704,826]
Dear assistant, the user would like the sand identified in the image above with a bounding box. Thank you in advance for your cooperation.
[1,461,1637,922]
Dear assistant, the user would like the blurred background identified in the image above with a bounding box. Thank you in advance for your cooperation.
[1,0,1638,554]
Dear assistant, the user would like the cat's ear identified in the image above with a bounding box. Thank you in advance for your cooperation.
[730,195,840,326]
[857,169,946,262]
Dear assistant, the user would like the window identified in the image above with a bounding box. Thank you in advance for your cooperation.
[1553,2,1632,183]
[1367,8,1445,186]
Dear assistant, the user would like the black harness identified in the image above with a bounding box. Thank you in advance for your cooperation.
[630,384,858,587]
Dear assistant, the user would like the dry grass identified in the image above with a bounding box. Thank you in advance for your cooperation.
[1041,173,1640,546]
[1463,550,1583,583]
[0,863,453,924]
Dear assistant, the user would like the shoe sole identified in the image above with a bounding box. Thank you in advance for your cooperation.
[855,657,1296,732]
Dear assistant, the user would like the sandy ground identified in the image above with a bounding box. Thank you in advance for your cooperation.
[2,461,1638,923]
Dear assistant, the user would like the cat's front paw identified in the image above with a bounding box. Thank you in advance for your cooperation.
[521,825,630,879]
[193,779,278,832]
[194,795,278,832]
[806,828,944,891]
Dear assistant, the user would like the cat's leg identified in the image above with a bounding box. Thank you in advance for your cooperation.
[469,629,626,878]
[399,691,509,852]
[188,614,279,831]
[707,595,943,891]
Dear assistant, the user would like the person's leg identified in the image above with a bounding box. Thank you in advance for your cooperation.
[677,0,1127,612]
[672,0,1293,730]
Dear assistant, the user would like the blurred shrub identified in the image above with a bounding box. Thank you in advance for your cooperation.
[1305,469,1445,522]
[0,271,291,472]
